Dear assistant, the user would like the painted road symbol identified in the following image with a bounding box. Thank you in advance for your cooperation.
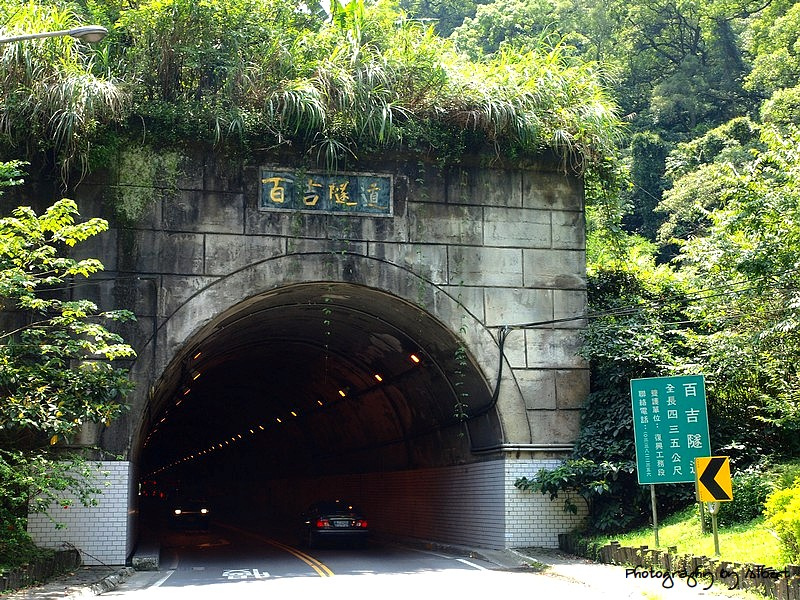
[222,568,269,580]
[695,456,733,502]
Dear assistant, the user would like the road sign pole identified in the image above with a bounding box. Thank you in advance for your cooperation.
[707,501,721,556]
[699,499,707,534]
[650,484,659,547]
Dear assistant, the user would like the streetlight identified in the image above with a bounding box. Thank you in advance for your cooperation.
[0,25,108,45]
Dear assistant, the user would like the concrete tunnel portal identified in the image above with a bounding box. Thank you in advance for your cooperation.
[136,281,504,530]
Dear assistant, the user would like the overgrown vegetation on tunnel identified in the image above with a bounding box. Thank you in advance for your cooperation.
[0,0,623,203]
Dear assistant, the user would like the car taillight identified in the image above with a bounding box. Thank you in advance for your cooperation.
[355,520,368,528]
[315,518,331,528]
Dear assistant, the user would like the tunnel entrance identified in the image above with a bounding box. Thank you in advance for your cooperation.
[137,282,503,535]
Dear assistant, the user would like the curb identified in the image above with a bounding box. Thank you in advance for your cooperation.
[83,567,135,596]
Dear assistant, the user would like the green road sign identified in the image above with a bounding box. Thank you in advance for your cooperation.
[630,375,711,485]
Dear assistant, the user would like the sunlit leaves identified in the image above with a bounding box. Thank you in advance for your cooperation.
[0,168,135,449]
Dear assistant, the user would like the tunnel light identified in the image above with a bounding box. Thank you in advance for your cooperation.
[317,399,324,406]
[374,374,383,382]
[237,434,242,439]
[290,411,298,417]
[338,389,346,397]
[192,371,202,380]
[410,353,421,364]
[258,425,265,430]
[175,399,182,406]
[276,417,282,424]
[249,429,255,434]
[193,351,202,360]
[182,387,191,396]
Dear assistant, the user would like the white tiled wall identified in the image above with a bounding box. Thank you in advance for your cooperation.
[27,461,132,566]
[266,455,584,550]
[25,456,581,560]
[504,457,588,547]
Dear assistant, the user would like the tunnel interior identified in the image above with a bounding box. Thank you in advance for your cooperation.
[137,282,503,526]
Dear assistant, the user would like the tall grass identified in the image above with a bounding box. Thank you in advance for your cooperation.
[591,505,787,569]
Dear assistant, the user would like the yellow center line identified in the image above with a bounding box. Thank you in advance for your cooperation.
[219,523,334,577]
[264,538,335,577]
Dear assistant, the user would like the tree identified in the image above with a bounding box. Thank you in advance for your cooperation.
[398,0,480,37]
[518,233,699,532]
[677,125,800,453]
[0,162,135,566]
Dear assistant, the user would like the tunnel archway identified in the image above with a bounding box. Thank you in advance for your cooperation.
[126,246,530,539]
[139,280,503,484]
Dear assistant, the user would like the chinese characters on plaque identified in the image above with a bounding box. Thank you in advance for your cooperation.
[630,375,711,484]
[259,168,393,216]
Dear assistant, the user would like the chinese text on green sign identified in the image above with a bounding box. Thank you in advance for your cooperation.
[630,375,711,485]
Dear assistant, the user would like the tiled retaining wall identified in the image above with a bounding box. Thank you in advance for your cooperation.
[27,461,132,566]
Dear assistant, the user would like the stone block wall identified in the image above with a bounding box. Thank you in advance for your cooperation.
[74,152,588,452]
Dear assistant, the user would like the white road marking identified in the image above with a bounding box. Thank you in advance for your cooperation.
[457,558,489,571]
[152,569,175,587]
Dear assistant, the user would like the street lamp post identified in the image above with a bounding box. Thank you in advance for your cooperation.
[0,25,108,45]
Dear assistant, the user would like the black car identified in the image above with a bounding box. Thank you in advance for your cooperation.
[169,498,211,530]
[301,500,369,548]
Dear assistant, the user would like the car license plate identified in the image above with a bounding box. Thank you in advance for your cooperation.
[332,519,350,528]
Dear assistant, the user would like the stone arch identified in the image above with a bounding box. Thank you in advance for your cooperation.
[120,251,530,465]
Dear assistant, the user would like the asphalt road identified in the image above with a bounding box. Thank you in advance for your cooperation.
[101,524,623,600]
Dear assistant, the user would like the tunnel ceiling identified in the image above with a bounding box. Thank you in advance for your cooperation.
[140,283,502,484]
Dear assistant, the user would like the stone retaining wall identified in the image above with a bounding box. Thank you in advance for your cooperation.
[0,548,80,593]
[560,535,800,599]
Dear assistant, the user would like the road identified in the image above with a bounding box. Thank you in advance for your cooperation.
[103,523,623,600]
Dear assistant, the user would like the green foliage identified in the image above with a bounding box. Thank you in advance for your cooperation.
[0,1,127,181]
[0,195,136,446]
[515,458,638,531]
[399,0,480,37]
[622,131,668,241]
[657,117,763,245]
[0,449,111,569]
[744,1,800,95]
[449,0,560,60]
[764,478,800,563]
[0,162,135,568]
[0,0,623,181]
[677,126,800,444]
[716,467,774,526]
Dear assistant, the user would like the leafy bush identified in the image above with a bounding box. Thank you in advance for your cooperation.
[515,458,646,532]
[716,468,774,526]
[0,515,53,573]
[764,479,800,563]
[771,460,800,490]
